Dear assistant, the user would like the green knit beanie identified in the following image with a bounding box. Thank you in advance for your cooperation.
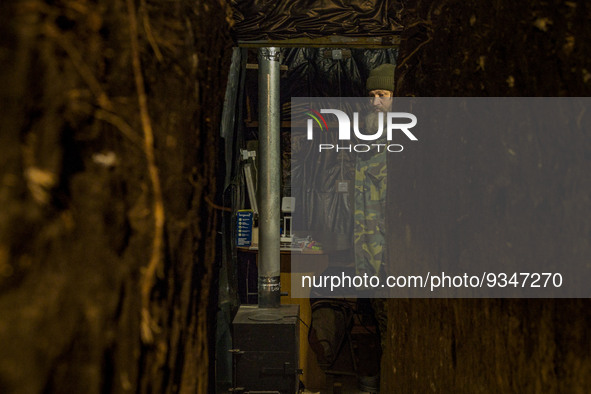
[366,63,396,92]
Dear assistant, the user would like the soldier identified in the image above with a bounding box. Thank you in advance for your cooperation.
[354,64,395,374]
[354,63,395,281]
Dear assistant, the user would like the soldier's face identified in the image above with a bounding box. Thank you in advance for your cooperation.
[368,89,393,112]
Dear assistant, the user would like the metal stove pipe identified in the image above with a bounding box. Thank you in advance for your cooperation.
[257,47,281,308]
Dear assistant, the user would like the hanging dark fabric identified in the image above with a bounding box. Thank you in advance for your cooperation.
[230,0,404,41]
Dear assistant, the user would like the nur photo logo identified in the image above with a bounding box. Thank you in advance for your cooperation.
[305,107,418,153]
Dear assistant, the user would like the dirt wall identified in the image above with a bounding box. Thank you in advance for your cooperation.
[0,0,232,392]
[384,0,591,392]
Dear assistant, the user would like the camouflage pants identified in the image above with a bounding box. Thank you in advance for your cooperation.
[354,150,387,277]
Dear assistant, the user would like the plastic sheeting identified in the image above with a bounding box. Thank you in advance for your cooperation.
[234,48,397,253]
[279,48,398,252]
[281,48,398,98]
[231,0,404,41]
